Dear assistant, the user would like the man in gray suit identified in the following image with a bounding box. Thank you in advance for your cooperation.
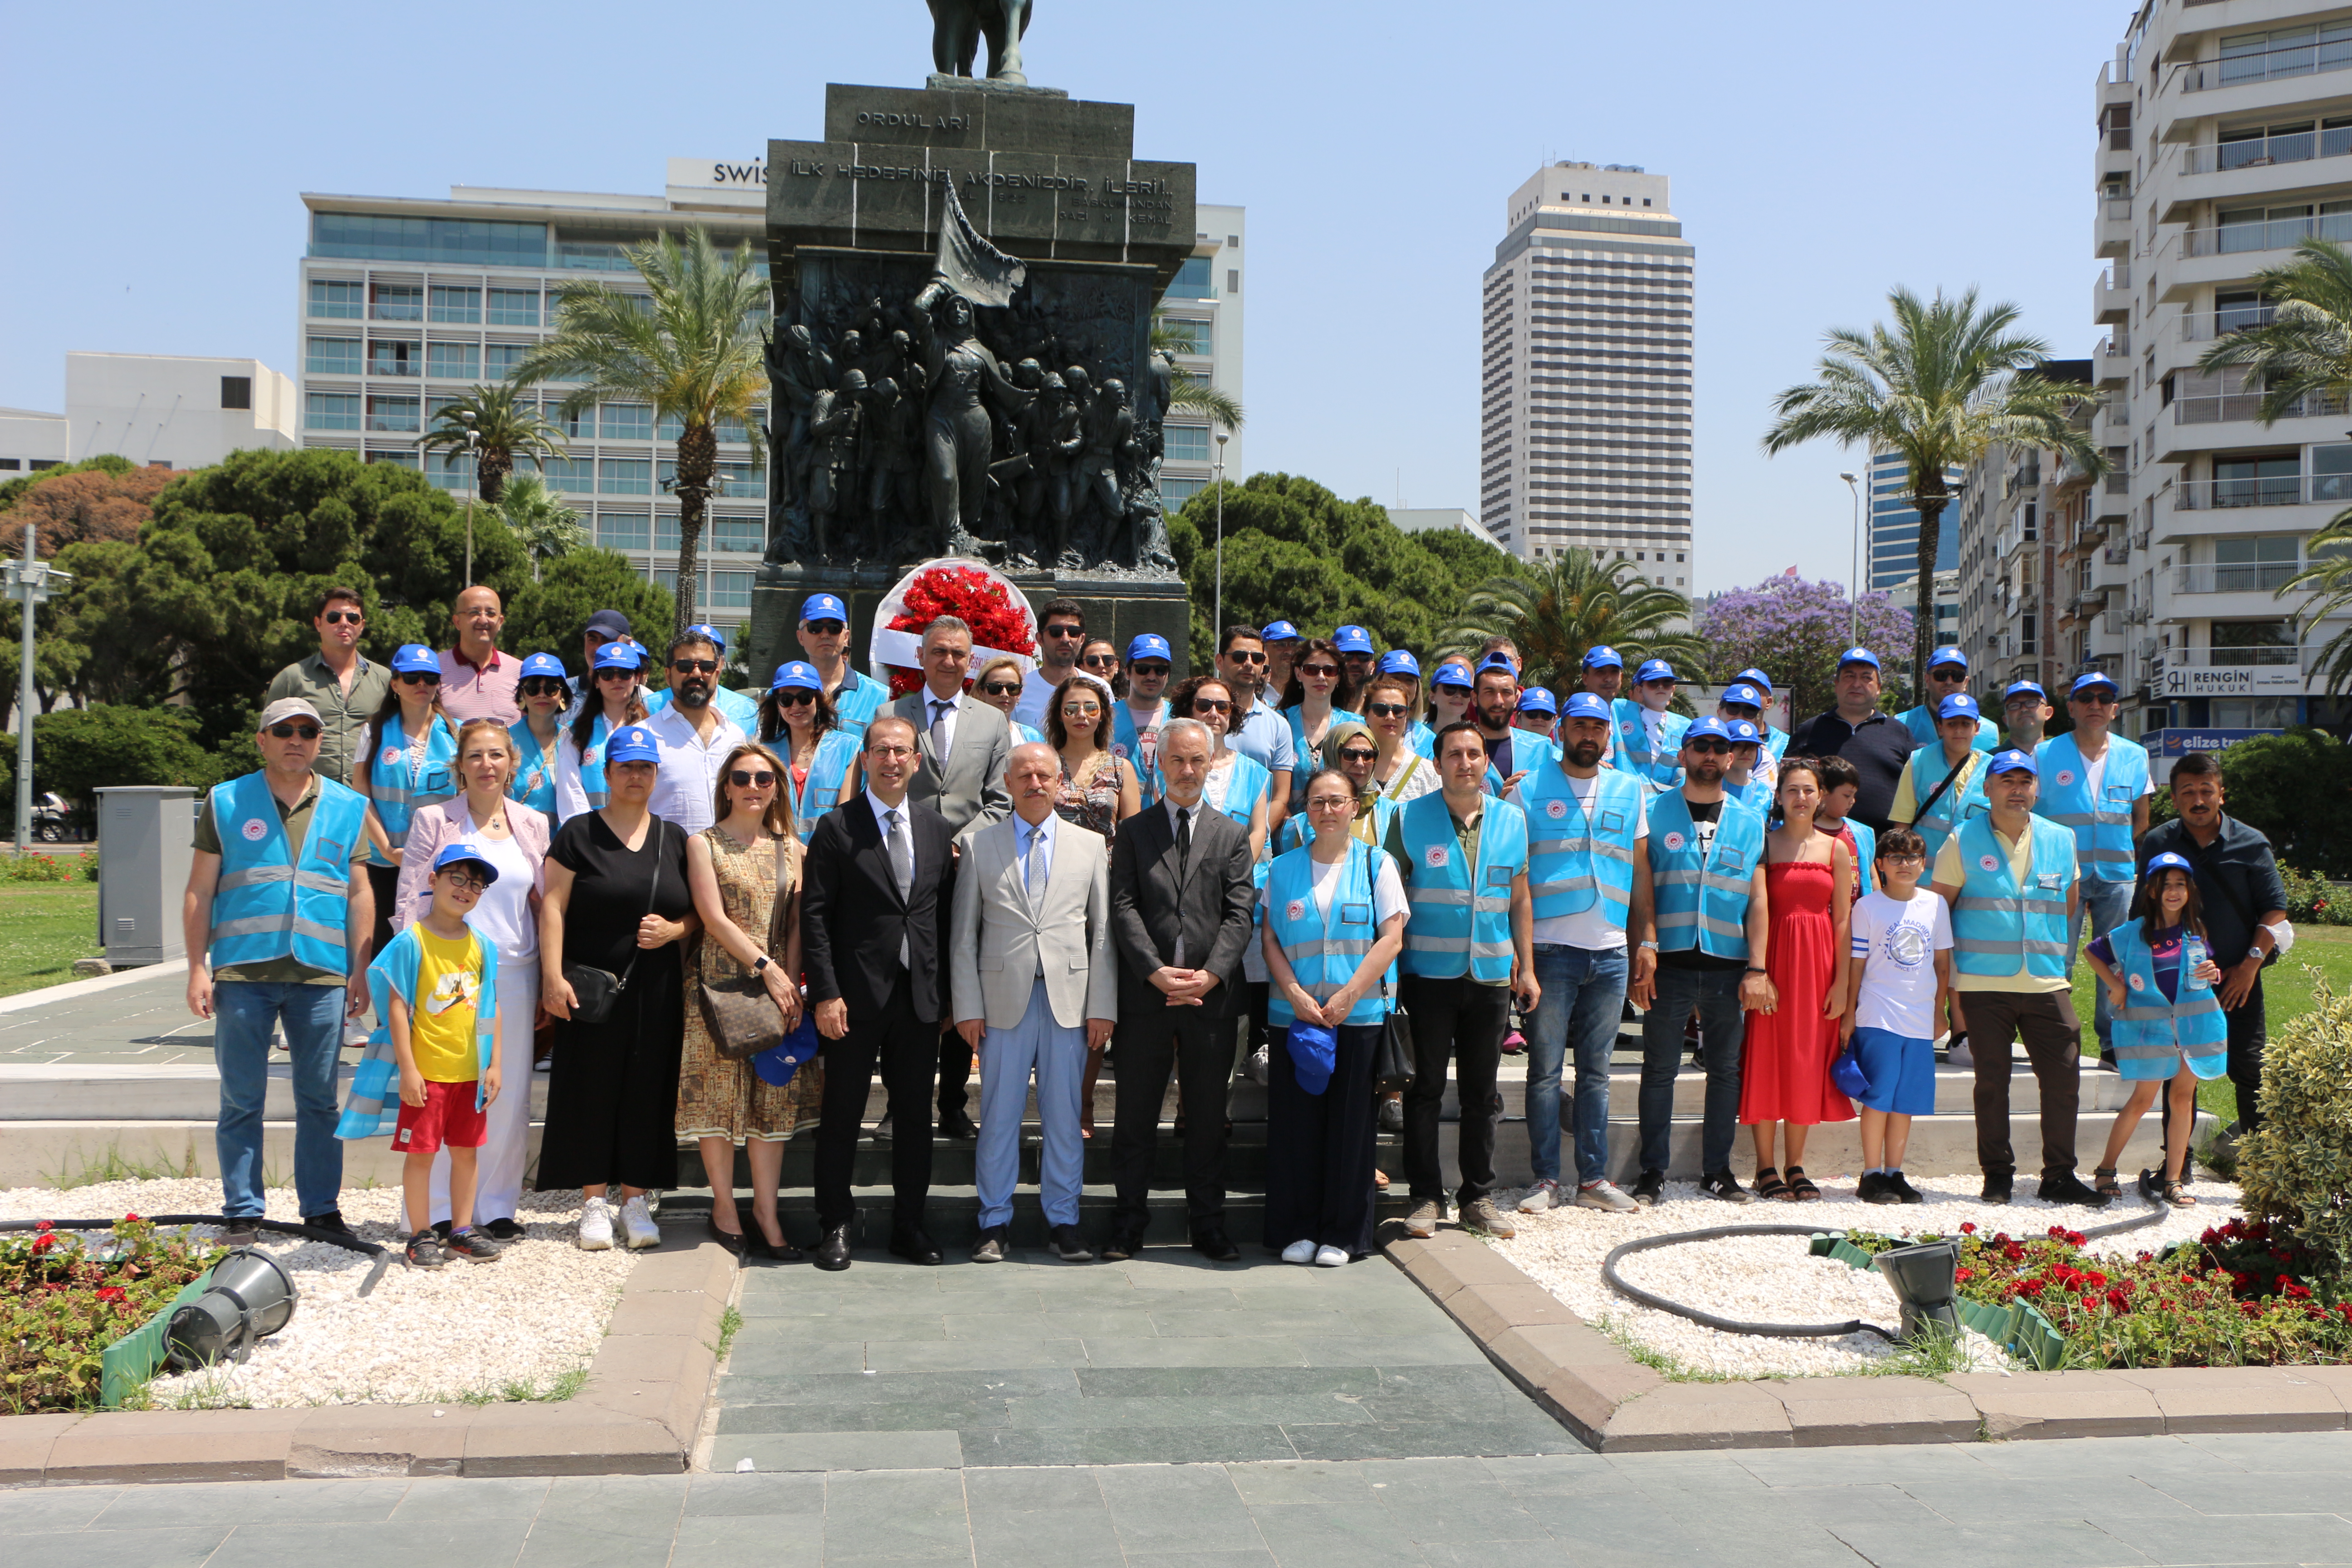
[1104,719,1257,1263]
[952,742,1118,1262]
[893,613,1014,1139]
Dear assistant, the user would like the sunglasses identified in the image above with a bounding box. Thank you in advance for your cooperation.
[728,769,778,789]
[1365,701,1410,717]
[1299,664,1340,679]
[396,671,441,686]
[1686,740,1730,755]
[1434,682,1471,695]
[321,609,363,625]
[1191,698,1233,713]
[1930,670,1968,681]
[1224,650,1267,665]
[1081,653,1118,667]
[1131,662,1171,678]
[595,666,638,681]
[1044,624,1086,639]
[803,619,846,636]
[265,722,322,740]
[672,658,718,674]
[980,681,1021,696]
[1338,748,1377,763]
[519,678,567,697]
[1062,703,1103,717]
[775,689,817,706]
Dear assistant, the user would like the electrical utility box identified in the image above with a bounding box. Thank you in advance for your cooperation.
[96,786,197,966]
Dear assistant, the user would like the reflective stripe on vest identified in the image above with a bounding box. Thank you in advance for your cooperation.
[1519,764,1642,928]
[2034,732,2148,881]
[829,671,887,737]
[1265,840,1392,1028]
[1647,790,1764,959]
[368,713,456,863]
[506,721,558,817]
[1950,814,2075,979]
[2105,916,2229,1069]
[573,714,617,812]
[1610,699,1686,789]
[207,771,367,973]
[1396,792,1525,981]
[1114,700,1168,807]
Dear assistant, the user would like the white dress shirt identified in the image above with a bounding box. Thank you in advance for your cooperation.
[866,787,918,870]
[644,700,746,834]
[1015,809,1058,892]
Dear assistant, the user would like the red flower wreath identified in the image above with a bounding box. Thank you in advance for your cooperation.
[879,564,1039,697]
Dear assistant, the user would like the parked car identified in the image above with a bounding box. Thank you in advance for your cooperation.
[31,791,75,843]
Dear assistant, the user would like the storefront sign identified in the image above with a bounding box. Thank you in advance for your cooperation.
[2159,664,2302,697]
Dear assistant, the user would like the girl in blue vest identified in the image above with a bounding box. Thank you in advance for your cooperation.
[363,644,459,960]
[1263,767,1407,1265]
[1280,639,1366,812]
[507,652,569,819]
[758,661,862,843]
[1420,662,1475,759]
[2084,852,2227,1208]
[555,641,649,822]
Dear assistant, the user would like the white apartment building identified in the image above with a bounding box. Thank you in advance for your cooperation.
[1,354,296,477]
[1953,362,2097,696]
[2094,2,2352,736]
[1385,506,1503,549]
[1479,162,1695,588]
[297,163,1243,631]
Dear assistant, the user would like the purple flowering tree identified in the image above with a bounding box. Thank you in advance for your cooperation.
[1699,573,1913,722]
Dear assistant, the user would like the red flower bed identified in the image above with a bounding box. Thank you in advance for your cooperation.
[2,1216,225,1413]
[879,564,1038,697]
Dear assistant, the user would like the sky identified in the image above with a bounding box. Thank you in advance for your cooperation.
[0,1,2128,595]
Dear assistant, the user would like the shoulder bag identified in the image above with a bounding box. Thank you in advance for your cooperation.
[1361,844,1416,1092]
[697,831,798,1061]
[563,820,668,1026]
[1913,751,1974,827]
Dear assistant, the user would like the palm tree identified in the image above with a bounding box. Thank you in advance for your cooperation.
[416,383,566,506]
[1762,287,2104,681]
[509,228,768,630]
[1151,313,1244,432]
[2278,519,2352,706]
[495,474,588,580]
[1434,549,1706,697]
[2192,237,2352,421]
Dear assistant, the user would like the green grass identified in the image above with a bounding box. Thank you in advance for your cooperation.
[0,884,101,998]
[43,1141,203,1190]
[2067,923,2352,1121]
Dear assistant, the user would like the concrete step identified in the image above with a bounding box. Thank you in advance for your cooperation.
[680,1183,1268,1250]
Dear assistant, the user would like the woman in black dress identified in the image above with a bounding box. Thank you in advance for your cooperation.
[537,724,699,1251]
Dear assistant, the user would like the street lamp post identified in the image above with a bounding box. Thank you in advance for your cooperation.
[461,411,481,586]
[1211,431,1229,644]
[1840,470,1863,645]
[7,522,69,854]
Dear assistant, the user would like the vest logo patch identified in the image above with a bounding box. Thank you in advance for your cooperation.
[240,818,269,842]
[1286,899,1306,922]
[2038,872,2063,890]
[524,769,542,792]
[1546,798,1567,818]
[1112,743,1127,759]
[380,747,400,768]
[1978,853,1999,872]
[1663,831,1686,852]
[2056,769,2075,786]
[585,749,602,767]
[2128,973,2146,992]
[1424,845,1450,870]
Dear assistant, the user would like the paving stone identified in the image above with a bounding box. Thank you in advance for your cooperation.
[1769,1375,1982,1446]
[1441,1280,1586,1344]
[0,1411,80,1485]
[2105,1366,2351,1434]
[598,1289,727,1342]
[681,1470,828,1516]
[1600,1382,1793,1453]
[965,1425,1300,1467]
[460,1403,679,1476]
[962,1464,1107,1512]
[288,1403,473,1478]
[708,1429,963,1472]
[862,1338,1091,1371]
[969,1504,1127,1566]
[7,1525,239,1568]
[617,1240,739,1298]
[44,1406,311,1485]
[1944,1370,2166,1441]
[1819,1514,2154,1568]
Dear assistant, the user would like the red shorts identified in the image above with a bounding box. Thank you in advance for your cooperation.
[392,1078,485,1154]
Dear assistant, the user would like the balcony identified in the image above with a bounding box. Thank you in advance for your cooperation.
[2176,473,2352,509]
[2172,388,2345,424]
[2007,461,2043,496]
[2105,539,2133,567]
[2177,34,2352,93]
[2183,212,2352,259]
[2172,561,2300,593]
[2183,125,2352,175]
[2179,308,2277,341]
[2094,266,2132,324]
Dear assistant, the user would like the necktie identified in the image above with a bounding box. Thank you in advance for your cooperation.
[886,807,912,965]
[930,698,953,758]
[1024,822,1046,912]
[1175,806,1192,881]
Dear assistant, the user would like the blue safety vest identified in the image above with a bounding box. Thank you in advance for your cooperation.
[564,713,622,818]
[1901,745,1990,862]
[2103,917,2229,1080]
[1113,699,1168,776]
[1646,789,1763,959]
[1727,775,1775,818]
[367,712,457,867]
[1900,705,2001,753]
[1161,751,1269,836]
[1765,724,1789,762]
[1286,706,1365,804]
[1406,719,1436,758]
[2034,732,2148,884]
[1610,699,1687,789]
[206,770,368,974]
[829,669,888,737]
[1517,762,1642,929]
[1396,792,1527,981]
[1828,817,1877,899]
[643,683,760,732]
[788,729,862,843]
[1277,794,1397,856]
[506,721,559,818]
[1264,840,1393,1029]
[1949,814,2075,980]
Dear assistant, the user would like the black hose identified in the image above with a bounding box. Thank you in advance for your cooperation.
[1601,1223,1899,1342]
[0,1214,395,1297]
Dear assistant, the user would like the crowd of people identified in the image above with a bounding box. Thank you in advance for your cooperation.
[184,592,2296,1271]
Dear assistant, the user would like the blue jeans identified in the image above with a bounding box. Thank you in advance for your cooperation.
[214,981,347,1220]
[1526,944,1628,1186]
[1638,965,1747,1177]
[2072,877,2135,1049]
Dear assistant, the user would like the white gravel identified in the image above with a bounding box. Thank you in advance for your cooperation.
[1492,1174,2245,1380]
[0,1179,635,1408]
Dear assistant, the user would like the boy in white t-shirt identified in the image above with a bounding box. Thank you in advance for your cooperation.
[1841,826,1953,1205]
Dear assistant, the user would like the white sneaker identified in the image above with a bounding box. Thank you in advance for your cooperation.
[1946,1039,1974,1070]
[1519,1179,1562,1213]
[1313,1245,1348,1267]
[619,1194,661,1250]
[1246,1045,1269,1086]
[1281,1239,1317,1265]
[577,1196,614,1250]
[1576,1181,1638,1213]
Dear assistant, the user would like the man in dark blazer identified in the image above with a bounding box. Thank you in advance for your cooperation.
[892,613,1013,1140]
[1104,717,1258,1263]
[801,715,957,1269]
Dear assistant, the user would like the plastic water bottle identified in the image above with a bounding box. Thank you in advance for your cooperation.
[2181,933,2210,994]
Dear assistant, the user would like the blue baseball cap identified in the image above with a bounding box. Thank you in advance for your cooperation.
[391,643,439,676]
[1583,645,1623,670]
[2145,851,2195,879]
[1927,647,1969,672]
[1333,625,1375,655]
[799,593,848,624]
[1432,661,1474,690]
[2069,670,2121,698]
[431,840,500,884]
[592,640,646,672]
[1378,649,1421,678]
[1516,688,1558,716]
[684,621,727,650]
[605,724,660,765]
[1936,693,1982,722]
[1635,659,1676,685]
[2004,680,2048,702]
[519,652,567,682]
[1720,683,1764,711]
[1725,719,1763,746]
[1562,692,1612,723]
[1837,646,1882,671]
[1683,716,1732,745]
[770,660,823,693]
[1475,652,1518,677]
[1260,620,1302,643]
[1127,633,1172,663]
[1735,667,1773,692]
[1988,748,2038,776]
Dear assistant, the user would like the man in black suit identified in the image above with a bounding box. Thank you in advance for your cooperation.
[802,715,957,1269]
[1104,717,1259,1263]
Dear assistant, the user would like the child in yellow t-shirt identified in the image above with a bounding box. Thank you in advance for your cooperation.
[385,843,505,1269]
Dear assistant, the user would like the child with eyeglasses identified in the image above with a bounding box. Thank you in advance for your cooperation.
[1839,826,1950,1205]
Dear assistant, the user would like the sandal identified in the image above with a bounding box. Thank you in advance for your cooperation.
[1374,1169,1390,1191]
[2163,1179,2196,1208]
[2093,1166,2122,1199]
[1786,1166,1822,1202]
[1753,1166,1790,1202]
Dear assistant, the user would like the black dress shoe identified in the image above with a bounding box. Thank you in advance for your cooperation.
[479,1217,524,1241]
[1049,1223,1093,1262]
[303,1210,357,1242]
[889,1226,944,1266]
[1980,1171,2014,1205]
[871,1111,893,1142]
[1100,1226,1145,1263]
[757,1233,806,1263]
[813,1224,853,1271]
[705,1216,748,1258]
[938,1105,978,1140]
[1190,1227,1240,1264]
[970,1226,1009,1264]
[2038,1171,2113,1209]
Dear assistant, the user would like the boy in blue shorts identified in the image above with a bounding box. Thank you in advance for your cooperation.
[1841,826,1952,1204]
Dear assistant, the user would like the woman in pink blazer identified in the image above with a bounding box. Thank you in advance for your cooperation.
[394,717,552,1238]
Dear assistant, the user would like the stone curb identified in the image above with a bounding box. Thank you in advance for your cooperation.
[1381,1228,2352,1453]
[0,1238,739,1486]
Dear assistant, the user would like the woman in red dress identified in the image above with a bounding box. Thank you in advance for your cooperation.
[1739,755,1854,1201]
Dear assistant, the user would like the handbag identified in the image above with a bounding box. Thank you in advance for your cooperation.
[698,832,798,1062]
[563,820,667,1026]
[1373,978,1415,1093]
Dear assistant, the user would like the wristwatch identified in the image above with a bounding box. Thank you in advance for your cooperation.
[752,955,770,974]
[1637,939,1659,951]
